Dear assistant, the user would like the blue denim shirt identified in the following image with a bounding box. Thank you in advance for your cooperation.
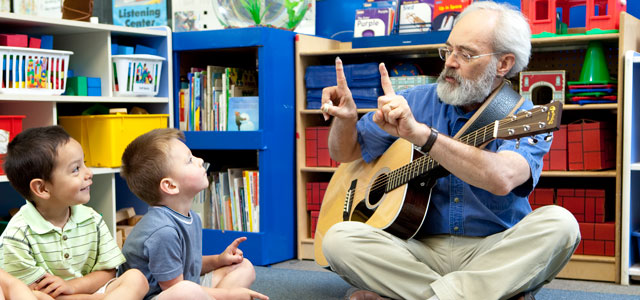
[355,83,550,236]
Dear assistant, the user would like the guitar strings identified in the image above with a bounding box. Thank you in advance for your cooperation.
[346,107,546,196]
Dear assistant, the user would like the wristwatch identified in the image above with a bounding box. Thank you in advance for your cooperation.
[414,126,438,154]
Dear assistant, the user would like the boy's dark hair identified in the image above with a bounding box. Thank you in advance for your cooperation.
[4,126,71,201]
[121,128,184,205]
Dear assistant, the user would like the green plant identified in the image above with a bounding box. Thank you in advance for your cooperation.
[285,0,310,30]
[240,0,272,25]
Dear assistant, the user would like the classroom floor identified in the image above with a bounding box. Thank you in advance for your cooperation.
[268,259,640,297]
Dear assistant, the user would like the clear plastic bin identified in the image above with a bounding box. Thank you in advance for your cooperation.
[112,54,165,97]
[0,46,72,95]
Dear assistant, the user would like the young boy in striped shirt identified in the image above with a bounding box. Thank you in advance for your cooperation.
[0,269,52,299]
[0,125,149,300]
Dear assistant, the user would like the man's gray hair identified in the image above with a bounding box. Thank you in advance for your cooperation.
[455,1,531,78]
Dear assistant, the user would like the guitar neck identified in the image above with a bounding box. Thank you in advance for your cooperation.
[386,122,498,192]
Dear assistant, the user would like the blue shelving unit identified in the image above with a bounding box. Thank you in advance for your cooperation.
[172,28,296,266]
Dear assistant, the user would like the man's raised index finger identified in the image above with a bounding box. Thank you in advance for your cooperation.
[335,56,348,89]
[379,62,396,96]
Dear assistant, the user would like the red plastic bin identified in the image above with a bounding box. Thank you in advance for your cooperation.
[0,115,26,175]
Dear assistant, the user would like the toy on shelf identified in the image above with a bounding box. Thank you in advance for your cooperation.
[567,41,617,104]
[66,76,101,96]
[519,70,566,104]
[521,0,627,36]
[211,0,311,30]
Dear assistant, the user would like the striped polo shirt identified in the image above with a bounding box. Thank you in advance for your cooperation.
[0,201,125,284]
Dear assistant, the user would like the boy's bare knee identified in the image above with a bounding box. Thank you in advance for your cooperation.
[240,259,255,275]
[158,281,209,300]
[117,269,149,294]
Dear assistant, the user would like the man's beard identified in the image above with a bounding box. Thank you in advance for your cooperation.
[436,58,498,107]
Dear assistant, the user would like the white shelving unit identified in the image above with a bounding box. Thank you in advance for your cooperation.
[0,13,173,235]
[622,51,640,284]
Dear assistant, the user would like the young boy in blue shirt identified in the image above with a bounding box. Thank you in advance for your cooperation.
[0,125,149,299]
[119,128,268,300]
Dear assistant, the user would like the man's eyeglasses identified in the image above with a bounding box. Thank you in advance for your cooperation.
[438,47,499,64]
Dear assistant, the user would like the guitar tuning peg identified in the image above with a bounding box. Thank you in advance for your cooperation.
[544,134,553,143]
[528,137,538,145]
[515,138,521,149]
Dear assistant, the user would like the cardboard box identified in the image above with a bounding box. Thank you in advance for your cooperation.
[568,121,615,170]
[577,221,614,256]
[310,210,320,238]
[543,125,567,171]
[528,188,554,210]
[306,182,329,211]
[305,127,339,167]
[557,189,606,223]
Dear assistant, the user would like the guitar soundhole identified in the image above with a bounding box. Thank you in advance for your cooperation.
[368,173,387,206]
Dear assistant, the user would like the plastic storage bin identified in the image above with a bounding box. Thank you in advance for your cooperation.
[58,114,169,167]
[0,46,72,95]
[0,115,25,175]
[112,54,165,97]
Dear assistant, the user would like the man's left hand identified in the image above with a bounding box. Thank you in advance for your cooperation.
[373,63,425,144]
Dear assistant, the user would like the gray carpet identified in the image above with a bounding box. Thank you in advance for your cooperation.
[250,260,640,300]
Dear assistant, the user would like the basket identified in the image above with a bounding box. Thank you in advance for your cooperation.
[58,114,168,167]
[112,54,165,97]
[0,46,72,95]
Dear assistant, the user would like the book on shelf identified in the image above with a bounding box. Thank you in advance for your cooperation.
[180,66,258,131]
[210,172,222,230]
[192,187,205,226]
[227,168,244,231]
[206,65,225,131]
[179,88,187,131]
[243,170,260,232]
[227,96,259,131]
[198,168,259,232]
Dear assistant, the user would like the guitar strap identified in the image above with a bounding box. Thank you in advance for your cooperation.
[452,80,525,140]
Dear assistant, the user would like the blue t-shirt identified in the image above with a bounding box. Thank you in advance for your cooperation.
[356,83,550,237]
[119,206,203,300]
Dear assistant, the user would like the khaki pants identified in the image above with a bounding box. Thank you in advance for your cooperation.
[323,205,580,300]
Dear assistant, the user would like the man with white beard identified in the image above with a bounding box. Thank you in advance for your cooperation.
[318,2,580,300]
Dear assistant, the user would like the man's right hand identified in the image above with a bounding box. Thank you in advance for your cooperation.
[320,57,358,122]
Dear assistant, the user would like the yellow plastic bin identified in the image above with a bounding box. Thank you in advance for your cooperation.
[59,114,169,167]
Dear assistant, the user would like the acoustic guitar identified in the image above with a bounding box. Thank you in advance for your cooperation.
[314,101,563,267]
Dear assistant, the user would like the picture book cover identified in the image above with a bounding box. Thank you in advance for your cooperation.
[354,8,394,37]
[227,96,259,131]
[433,0,471,31]
[399,0,434,33]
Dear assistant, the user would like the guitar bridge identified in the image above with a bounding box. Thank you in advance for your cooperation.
[343,180,357,221]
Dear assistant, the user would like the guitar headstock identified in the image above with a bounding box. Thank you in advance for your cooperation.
[495,101,563,140]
